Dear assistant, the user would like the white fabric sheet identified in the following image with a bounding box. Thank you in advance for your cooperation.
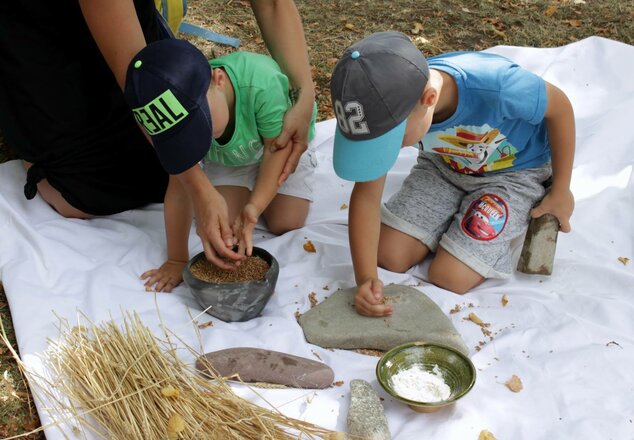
[1,36,633,439]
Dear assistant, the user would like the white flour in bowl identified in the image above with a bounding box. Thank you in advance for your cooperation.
[390,364,451,402]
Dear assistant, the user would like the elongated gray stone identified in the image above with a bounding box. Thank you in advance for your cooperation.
[517,213,559,275]
[347,379,391,440]
[196,347,334,389]
[298,284,469,356]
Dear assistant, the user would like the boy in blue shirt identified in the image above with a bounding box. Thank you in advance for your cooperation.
[330,32,575,316]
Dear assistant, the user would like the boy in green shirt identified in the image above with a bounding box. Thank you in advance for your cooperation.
[125,39,316,292]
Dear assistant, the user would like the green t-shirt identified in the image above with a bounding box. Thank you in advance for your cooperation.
[207,52,316,166]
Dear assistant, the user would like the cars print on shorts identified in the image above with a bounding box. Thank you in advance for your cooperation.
[461,193,508,241]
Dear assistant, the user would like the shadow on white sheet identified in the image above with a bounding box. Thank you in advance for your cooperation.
[0,36,633,440]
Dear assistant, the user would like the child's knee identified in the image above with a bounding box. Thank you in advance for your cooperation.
[264,197,309,235]
[428,270,471,294]
[428,254,484,294]
[378,229,428,273]
[377,251,412,273]
[265,216,306,236]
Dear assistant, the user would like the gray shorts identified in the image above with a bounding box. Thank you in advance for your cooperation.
[382,153,552,278]
[201,149,318,201]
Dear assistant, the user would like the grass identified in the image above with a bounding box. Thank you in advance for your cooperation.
[1,0,633,437]
[0,285,41,439]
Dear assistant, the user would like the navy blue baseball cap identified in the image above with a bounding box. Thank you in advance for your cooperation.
[124,39,212,175]
[330,32,429,182]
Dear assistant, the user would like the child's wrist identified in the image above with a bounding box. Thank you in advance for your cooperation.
[549,184,571,197]
[552,181,571,190]
[246,200,265,217]
[291,86,315,110]
[355,272,379,287]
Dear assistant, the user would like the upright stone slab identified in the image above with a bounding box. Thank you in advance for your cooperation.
[298,284,469,356]
[517,213,559,275]
[347,379,391,440]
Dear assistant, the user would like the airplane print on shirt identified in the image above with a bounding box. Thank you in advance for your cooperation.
[422,124,518,174]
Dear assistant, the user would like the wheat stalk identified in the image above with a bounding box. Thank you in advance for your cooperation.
[35,312,343,440]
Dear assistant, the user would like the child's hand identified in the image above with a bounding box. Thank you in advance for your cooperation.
[530,189,575,232]
[140,260,187,292]
[232,203,259,256]
[354,278,393,317]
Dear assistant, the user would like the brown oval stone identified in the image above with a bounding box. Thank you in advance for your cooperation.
[196,347,335,389]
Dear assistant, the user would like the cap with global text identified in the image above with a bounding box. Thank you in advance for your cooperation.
[124,39,212,175]
[330,31,429,182]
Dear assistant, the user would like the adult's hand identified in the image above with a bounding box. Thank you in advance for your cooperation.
[176,166,243,269]
[250,0,315,185]
[271,97,312,185]
[194,189,243,269]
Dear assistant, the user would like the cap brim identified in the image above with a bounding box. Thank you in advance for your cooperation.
[152,106,211,175]
[333,119,405,182]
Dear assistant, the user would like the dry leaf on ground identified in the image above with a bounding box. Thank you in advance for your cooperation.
[544,5,558,17]
[413,36,430,45]
[479,430,497,440]
[411,22,424,34]
[618,256,630,265]
[505,374,523,392]
[303,240,316,253]
[466,312,490,327]
[501,294,509,306]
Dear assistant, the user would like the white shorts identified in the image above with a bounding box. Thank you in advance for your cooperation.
[201,149,318,201]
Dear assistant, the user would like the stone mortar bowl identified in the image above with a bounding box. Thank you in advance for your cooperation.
[182,247,279,322]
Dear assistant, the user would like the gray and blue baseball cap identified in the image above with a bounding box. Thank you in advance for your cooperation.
[330,32,429,182]
[124,39,212,175]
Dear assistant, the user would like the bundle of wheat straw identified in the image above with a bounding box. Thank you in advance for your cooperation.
[44,312,342,440]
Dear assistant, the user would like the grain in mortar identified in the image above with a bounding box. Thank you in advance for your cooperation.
[191,255,270,283]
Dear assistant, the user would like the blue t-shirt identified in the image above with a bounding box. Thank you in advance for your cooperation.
[422,52,549,174]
